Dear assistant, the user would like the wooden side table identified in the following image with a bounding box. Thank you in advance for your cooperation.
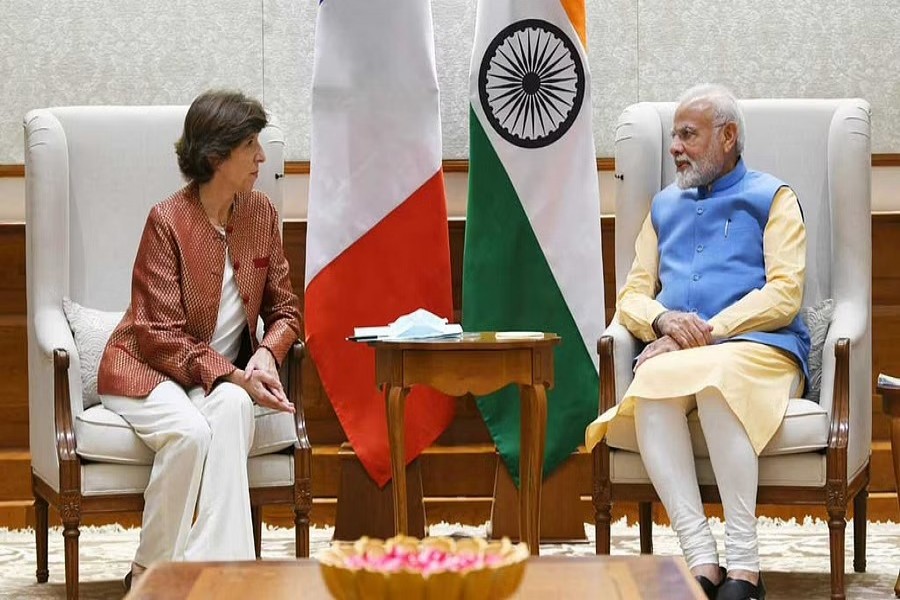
[369,332,560,555]
[876,382,900,598]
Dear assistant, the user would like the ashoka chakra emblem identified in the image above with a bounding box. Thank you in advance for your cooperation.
[478,19,585,149]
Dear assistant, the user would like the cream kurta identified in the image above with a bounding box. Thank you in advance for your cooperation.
[586,187,806,454]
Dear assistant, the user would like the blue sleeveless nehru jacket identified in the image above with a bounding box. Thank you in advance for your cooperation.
[650,159,811,378]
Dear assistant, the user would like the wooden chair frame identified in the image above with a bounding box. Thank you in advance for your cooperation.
[592,336,869,600]
[32,342,312,600]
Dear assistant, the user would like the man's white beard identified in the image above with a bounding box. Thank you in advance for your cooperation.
[674,151,723,189]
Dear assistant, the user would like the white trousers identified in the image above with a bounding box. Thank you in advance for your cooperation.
[101,381,256,566]
[633,385,791,572]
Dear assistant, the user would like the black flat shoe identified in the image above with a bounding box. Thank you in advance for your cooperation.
[123,570,133,592]
[694,566,726,599]
[717,575,766,600]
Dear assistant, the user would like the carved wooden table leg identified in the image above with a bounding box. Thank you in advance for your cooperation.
[519,383,548,556]
[386,385,410,535]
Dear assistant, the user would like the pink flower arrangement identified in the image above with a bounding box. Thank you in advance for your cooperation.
[317,535,529,600]
[344,545,505,575]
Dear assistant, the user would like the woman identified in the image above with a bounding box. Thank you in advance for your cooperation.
[97,90,302,587]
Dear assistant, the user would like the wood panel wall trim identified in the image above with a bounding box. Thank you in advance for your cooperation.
[284,162,309,175]
[3,155,899,177]
[0,165,24,177]
[872,154,900,167]
[284,155,899,174]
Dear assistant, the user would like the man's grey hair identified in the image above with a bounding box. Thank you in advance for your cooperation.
[677,84,745,155]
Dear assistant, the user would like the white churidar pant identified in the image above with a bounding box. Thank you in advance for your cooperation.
[101,380,256,566]
[633,377,797,573]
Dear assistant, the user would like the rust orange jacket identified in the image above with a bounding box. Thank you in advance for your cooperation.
[98,183,302,398]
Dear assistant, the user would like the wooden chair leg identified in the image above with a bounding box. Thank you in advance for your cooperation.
[592,445,612,555]
[251,506,262,559]
[294,502,310,558]
[34,495,49,583]
[639,502,654,555]
[853,488,867,573]
[62,517,81,600]
[827,505,847,600]
[295,472,312,558]
[594,505,612,555]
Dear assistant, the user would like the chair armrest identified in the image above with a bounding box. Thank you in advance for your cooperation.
[818,301,868,417]
[819,301,871,481]
[597,320,639,412]
[284,341,311,452]
[34,307,77,358]
[826,339,850,454]
[52,349,79,466]
[34,307,86,458]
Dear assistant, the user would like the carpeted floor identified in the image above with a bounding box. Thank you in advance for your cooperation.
[1,518,897,599]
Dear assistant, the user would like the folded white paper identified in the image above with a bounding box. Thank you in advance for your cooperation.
[495,331,544,340]
[352,308,462,341]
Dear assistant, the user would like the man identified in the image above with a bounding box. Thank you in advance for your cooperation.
[586,84,810,600]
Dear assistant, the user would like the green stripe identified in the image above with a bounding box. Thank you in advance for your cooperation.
[463,107,598,486]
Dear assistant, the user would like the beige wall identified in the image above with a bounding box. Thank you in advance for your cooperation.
[1,166,897,224]
[2,1,897,219]
[1,1,899,166]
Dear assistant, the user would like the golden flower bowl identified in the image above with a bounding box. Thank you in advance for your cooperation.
[316,535,529,600]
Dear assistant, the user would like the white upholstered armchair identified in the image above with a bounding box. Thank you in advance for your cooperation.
[24,106,312,599]
[592,99,871,600]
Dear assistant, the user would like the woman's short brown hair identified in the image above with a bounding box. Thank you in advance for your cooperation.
[175,90,268,184]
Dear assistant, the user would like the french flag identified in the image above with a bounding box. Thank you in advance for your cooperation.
[305,0,456,486]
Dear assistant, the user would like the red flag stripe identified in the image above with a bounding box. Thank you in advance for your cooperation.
[305,170,456,486]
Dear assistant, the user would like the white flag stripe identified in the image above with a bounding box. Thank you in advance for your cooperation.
[470,0,604,365]
[306,0,443,285]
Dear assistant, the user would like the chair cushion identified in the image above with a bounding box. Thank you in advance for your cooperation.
[80,452,294,494]
[606,398,829,457]
[81,463,151,495]
[251,407,300,457]
[76,404,297,465]
[248,453,295,488]
[800,298,834,403]
[610,450,827,487]
[62,298,124,409]
[75,405,154,465]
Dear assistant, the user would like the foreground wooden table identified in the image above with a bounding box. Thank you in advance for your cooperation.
[369,333,559,555]
[876,383,900,597]
[127,556,706,599]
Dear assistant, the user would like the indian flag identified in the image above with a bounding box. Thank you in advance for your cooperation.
[463,0,604,483]
[305,0,456,487]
